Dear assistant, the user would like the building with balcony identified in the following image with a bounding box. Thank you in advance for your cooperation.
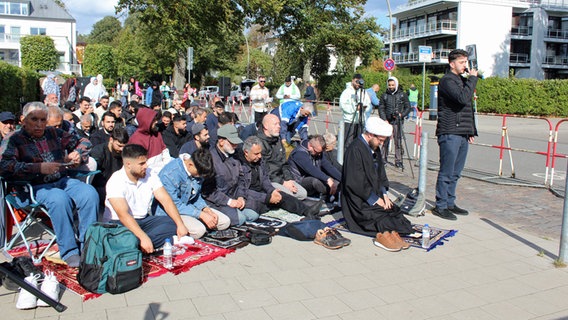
[0,0,79,74]
[384,0,568,79]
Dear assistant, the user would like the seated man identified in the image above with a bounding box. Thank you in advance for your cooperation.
[157,149,231,238]
[179,123,210,156]
[128,107,172,172]
[202,124,259,226]
[270,100,312,145]
[91,127,129,207]
[162,113,190,158]
[90,112,116,147]
[288,135,341,201]
[341,117,412,252]
[103,144,189,253]
[256,114,307,200]
[323,132,343,173]
[237,136,322,219]
[0,102,98,267]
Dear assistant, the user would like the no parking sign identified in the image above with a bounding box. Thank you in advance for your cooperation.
[384,58,395,71]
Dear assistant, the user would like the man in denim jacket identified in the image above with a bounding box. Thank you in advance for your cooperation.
[156,148,230,238]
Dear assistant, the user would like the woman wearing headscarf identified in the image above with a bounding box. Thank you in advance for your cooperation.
[60,77,77,104]
[83,77,98,101]
[42,74,60,103]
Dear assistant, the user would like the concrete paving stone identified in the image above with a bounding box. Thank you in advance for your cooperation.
[142,272,181,287]
[437,289,490,311]
[270,255,313,271]
[298,250,343,269]
[262,301,315,320]
[407,294,463,318]
[477,263,525,281]
[301,279,347,298]
[49,288,84,314]
[335,289,386,310]
[465,278,539,303]
[177,264,217,284]
[270,268,314,286]
[330,261,371,277]
[530,309,568,320]
[124,286,169,306]
[106,304,154,320]
[149,299,200,319]
[205,262,250,280]
[0,287,16,304]
[191,293,240,316]
[201,278,245,295]
[239,258,281,275]
[337,308,384,320]
[447,307,500,320]
[466,250,518,268]
[180,315,225,320]
[506,294,564,317]
[502,259,551,275]
[83,291,127,311]
[267,283,314,303]
[368,284,418,304]
[334,274,379,292]
[480,300,535,319]
[531,285,568,310]
[0,306,36,320]
[374,300,430,320]
[162,282,208,300]
[221,308,272,320]
[516,268,568,291]
[230,288,278,309]
[301,296,352,318]
[297,264,344,282]
[316,316,342,320]
[399,278,449,297]
[428,274,474,292]
[235,272,278,290]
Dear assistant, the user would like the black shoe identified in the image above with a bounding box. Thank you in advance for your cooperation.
[304,200,323,220]
[449,205,469,215]
[395,162,404,169]
[431,207,457,221]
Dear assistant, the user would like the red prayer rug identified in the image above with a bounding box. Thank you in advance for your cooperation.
[7,240,233,301]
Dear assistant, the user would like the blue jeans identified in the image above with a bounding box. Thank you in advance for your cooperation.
[33,177,98,260]
[112,215,177,249]
[409,102,418,119]
[237,208,259,226]
[435,134,469,209]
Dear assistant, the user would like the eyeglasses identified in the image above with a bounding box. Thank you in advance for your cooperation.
[259,81,266,83]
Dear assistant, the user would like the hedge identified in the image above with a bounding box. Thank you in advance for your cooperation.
[0,62,42,114]
[319,71,568,117]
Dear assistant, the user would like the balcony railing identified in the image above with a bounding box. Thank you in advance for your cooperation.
[392,49,452,64]
[0,33,22,43]
[510,53,531,63]
[511,26,533,36]
[544,55,568,65]
[388,20,457,43]
[546,29,568,39]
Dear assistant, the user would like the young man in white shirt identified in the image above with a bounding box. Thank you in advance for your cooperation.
[104,144,189,253]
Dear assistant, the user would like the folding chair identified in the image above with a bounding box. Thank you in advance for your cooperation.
[2,170,99,264]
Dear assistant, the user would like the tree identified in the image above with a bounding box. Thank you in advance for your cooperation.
[88,16,122,45]
[83,44,116,78]
[20,35,59,71]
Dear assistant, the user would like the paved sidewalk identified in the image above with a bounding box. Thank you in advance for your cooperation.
[2,167,568,319]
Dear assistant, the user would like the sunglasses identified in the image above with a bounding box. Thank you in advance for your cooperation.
[259,81,266,83]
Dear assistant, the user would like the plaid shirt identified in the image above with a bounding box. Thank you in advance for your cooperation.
[0,127,91,185]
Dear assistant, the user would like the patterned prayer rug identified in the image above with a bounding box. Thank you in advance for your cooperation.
[7,240,233,301]
[325,218,457,251]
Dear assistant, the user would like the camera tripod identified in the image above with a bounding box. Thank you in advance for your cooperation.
[392,115,415,179]
[344,87,366,146]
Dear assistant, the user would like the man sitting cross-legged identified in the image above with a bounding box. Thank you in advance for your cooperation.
[236,136,323,220]
[157,148,231,239]
[103,144,189,253]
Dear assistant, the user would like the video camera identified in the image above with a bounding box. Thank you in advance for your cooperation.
[356,78,365,86]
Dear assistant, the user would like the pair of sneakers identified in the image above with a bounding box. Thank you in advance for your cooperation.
[314,227,351,250]
[16,271,60,310]
[374,231,411,252]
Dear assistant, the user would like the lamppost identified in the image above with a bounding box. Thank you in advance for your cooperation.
[244,31,250,79]
[386,0,393,76]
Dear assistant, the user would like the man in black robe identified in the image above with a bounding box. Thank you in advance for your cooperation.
[341,117,412,252]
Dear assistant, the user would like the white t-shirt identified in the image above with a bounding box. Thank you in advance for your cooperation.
[103,167,163,221]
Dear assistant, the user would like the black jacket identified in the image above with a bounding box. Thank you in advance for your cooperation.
[435,72,478,137]
[379,86,411,122]
[161,125,190,158]
[256,127,295,184]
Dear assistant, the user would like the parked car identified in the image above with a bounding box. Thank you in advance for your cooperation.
[239,79,256,103]
[197,86,219,100]
[229,85,243,101]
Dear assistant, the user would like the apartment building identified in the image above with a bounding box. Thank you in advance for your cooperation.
[0,0,78,74]
[384,0,568,79]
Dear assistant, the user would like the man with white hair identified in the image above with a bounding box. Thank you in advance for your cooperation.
[341,117,412,252]
[270,100,313,145]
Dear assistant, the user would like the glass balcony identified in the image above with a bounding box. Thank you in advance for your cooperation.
[510,53,531,63]
[544,55,568,65]
[545,29,568,40]
[387,20,457,43]
[511,26,533,36]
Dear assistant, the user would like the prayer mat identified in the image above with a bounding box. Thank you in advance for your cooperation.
[7,240,233,301]
[325,218,457,251]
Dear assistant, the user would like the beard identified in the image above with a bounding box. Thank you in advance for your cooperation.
[223,143,235,155]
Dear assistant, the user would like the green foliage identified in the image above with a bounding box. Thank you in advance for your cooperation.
[0,62,41,113]
[20,36,59,71]
[83,44,116,79]
[88,16,122,45]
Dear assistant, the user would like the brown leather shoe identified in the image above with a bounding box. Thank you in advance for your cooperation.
[373,232,401,252]
[391,231,410,250]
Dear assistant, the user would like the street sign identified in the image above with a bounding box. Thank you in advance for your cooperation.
[384,58,395,71]
[187,47,194,71]
[419,46,432,63]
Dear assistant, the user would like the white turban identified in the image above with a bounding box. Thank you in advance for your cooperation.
[365,117,393,137]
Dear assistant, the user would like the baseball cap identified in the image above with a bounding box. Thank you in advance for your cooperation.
[217,124,242,144]
[191,123,206,136]
[0,112,15,123]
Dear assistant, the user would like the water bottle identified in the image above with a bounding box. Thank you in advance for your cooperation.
[422,224,430,249]
[163,238,173,269]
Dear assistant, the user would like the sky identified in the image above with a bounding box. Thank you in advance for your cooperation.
[67,0,407,35]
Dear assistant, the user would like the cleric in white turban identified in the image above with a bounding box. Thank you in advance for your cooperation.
[341,116,413,252]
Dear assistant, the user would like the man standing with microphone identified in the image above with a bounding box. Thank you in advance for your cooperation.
[432,49,478,220]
